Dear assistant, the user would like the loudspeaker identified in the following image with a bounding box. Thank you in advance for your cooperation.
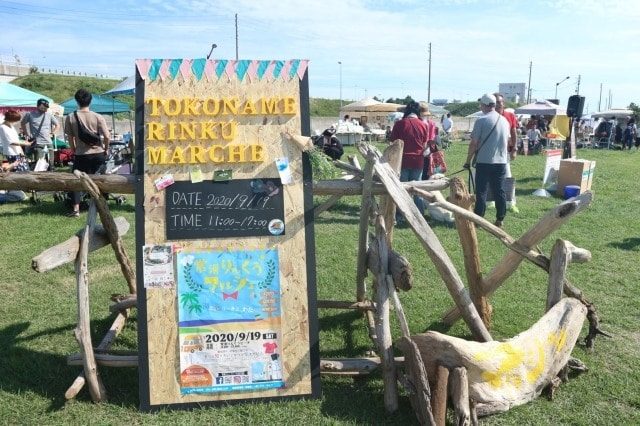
[566,95,585,118]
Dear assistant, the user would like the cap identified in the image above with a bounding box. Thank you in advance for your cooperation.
[480,93,496,106]
[37,98,50,108]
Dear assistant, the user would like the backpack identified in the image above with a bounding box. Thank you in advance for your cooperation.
[74,111,101,146]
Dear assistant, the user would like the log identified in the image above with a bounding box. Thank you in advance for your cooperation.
[412,298,587,417]
[320,357,405,375]
[76,171,136,294]
[431,364,449,426]
[372,214,399,412]
[32,217,130,273]
[399,337,436,426]
[355,152,377,303]
[379,140,404,247]
[67,353,138,367]
[0,171,135,193]
[109,295,138,313]
[313,178,450,196]
[316,300,374,310]
[73,202,107,402]
[448,176,490,329]
[358,143,492,343]
[0,169,453,197]
[449,367,471,426]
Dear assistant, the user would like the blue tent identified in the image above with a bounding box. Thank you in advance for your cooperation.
[60,93,130,115]
[0,82,52,113]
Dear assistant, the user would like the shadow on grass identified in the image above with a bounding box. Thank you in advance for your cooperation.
[609,237,640,251]
[0,318,139,412]
[319,374,419,425]
[319,310,371,358]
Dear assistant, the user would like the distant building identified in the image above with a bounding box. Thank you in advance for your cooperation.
[431,98,448,106]
[498,83,527,103]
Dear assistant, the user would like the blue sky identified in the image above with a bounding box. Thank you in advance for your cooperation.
[2,0,639,113]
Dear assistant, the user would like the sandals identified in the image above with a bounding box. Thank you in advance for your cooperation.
[66,210,80,218]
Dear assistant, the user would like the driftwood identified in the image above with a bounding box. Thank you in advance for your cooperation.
[356,152,377,303]
[399,337,436,426]
[75,171,136,294]
[547,239,591,312]
[32,217,130,273]
[449,367,471,426]
[316,300,374,310]
[379,140,404,247]
[358,143,492,343]
[73,202,107,402]
[368,245,414,292]
[412,298,587,417]
[431,364,449,426]
[448,176,491,329]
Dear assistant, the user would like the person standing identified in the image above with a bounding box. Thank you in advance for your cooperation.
[390,101,429,218]
[622,118,637,151]
[1,110,31,172]
[63,89,110,217]
[442,113,453,135]
[463,93,510,228]
[20,98,59,161]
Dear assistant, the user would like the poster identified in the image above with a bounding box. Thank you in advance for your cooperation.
[142,244,175,288]
[177,249,283,394]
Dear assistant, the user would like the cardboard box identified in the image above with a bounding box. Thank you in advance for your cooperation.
[557,159,595,197]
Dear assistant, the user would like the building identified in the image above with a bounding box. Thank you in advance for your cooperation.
[498,83,527,103]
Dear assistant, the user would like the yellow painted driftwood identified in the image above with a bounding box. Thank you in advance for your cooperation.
[412,297,587,416]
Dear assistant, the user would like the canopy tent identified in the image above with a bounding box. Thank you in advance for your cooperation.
[60,93,132,137]
[0,83,63,115]
[591,109,634,119]
[60,94,130,115]
[515,100,566,116]
[340,98,403,127]
[104,76,135,96]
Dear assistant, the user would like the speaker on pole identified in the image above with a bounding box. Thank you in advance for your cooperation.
[566,95,585,118]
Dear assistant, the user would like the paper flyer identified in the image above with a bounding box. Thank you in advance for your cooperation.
[176,249,284,394]
[142,244,175,288]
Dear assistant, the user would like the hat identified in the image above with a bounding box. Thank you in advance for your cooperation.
[37,98,50,107]
[480,93,496,106]
[418,101,431,116]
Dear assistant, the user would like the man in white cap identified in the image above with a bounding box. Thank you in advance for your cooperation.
[463,93,510,228]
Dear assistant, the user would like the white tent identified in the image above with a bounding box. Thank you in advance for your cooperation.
[515,100,566,116]
[591,109,633,119]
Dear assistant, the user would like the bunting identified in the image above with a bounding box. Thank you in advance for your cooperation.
[136,59,309,83]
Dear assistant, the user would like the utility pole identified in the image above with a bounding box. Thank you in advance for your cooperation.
[235,14,239,60]
[575,74,581,95]
[427,43,432,103]
[527,61,532,104]
[598,83,602,111]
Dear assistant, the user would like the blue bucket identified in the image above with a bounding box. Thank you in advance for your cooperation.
[563,185,581,200]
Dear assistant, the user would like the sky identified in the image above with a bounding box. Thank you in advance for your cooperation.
[2,0,639,113]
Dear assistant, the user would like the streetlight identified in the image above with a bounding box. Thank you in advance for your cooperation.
[206,43,217,60]
[555,76,570,99]
[338,61,342,108]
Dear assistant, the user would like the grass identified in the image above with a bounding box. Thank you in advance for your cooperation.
[1,142,640,425]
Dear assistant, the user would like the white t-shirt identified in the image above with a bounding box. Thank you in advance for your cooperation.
[0,123,22,156]
[442,117,453,133]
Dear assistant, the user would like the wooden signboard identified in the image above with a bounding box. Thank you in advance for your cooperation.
[134,58,320,411]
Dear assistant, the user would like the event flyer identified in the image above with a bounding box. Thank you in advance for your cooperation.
[176,249,284,394]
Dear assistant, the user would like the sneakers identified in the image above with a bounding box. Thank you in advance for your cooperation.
[66,210,80,218]
[494,220,504,228]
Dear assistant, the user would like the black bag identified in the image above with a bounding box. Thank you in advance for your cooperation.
[74,111,101,146]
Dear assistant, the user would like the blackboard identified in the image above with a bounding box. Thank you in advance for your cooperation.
[165,179,285,240]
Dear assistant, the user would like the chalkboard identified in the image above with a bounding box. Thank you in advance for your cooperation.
[165,179,285,240]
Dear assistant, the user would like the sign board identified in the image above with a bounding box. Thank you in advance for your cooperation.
[134,58,320,411]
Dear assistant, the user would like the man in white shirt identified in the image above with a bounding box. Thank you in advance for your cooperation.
[442,113,453,134]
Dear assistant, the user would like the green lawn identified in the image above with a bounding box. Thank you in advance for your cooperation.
[1,142,639,425]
